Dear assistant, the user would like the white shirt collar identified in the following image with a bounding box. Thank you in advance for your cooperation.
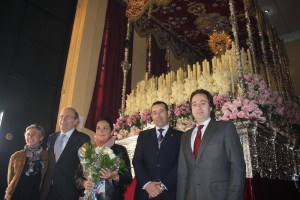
[197,117,211,127]
[60,128,75,139]
[155,124,169,136]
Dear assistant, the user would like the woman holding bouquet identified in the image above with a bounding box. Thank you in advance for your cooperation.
[79,118,132,200]
[4,124,48,200]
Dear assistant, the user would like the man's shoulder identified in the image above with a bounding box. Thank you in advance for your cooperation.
[213,119,235,127]
[169,127,183,134]
[139,128,154,135]
[73,129,90,138]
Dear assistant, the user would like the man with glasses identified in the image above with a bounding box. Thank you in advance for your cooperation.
[133,101,182,200]
[40,107,90,200]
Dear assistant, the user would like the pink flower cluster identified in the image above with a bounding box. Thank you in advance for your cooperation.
[126,113,141,128]
[140,110,152,125]
[114,115,129,132]
[174,101,191,118]
[244,73,284,117]
[244,74,271,105]
[269,91,284,115]
[213,94,231,108]
[220,97,266,123]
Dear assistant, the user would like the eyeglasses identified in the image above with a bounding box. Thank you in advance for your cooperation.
[58,115,76,120]
[96,126,111,131]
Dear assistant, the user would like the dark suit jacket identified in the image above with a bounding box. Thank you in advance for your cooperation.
[40,129,90,200]
[133,127,182,200]
[177,119,246,200]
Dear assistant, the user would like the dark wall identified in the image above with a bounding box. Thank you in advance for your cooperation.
[0,0,78,197]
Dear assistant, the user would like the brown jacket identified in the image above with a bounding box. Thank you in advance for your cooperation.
[5,149,48,200]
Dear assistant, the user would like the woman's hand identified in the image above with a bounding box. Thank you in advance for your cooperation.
[81,179,94,191]
[100,168,119,181]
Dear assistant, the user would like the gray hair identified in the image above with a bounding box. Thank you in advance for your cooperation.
[25,124,45,137]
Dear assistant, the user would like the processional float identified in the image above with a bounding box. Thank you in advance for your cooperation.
[116,0,300,187]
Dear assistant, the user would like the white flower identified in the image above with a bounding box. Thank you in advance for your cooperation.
[95,146,102,154]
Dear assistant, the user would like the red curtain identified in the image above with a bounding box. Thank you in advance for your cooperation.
[150,35,168,76]
[85,0,132,130]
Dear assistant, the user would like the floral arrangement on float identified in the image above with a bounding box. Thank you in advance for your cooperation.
[114,53,300,138]
[139,110,152,129]
[214,94,266,123]
[173,101,195,131]
[114,115,130,139]
[114,110,154,139]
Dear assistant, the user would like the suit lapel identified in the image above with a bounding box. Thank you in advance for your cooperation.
[184,127,196,161]
[159,127,175,149]
[197,119,217,160]
[149,128,159,151]
[50,133,59,162]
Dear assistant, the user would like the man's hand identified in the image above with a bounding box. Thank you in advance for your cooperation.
[145,181,163,198]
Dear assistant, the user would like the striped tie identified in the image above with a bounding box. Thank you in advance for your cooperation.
[157,128,164,142]
[54,134,66,162]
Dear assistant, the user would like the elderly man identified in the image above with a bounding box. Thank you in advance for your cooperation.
[40,107,90,200]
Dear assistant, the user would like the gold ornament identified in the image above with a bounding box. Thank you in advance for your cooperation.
[208,31,232,55]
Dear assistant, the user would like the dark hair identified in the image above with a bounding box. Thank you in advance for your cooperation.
[190,89,215,109]
[151,101,169,111]
[25,124,45,137]
[97,118,113,131]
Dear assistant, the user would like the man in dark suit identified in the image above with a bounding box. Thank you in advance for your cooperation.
[40,107,90,200]
[177,89,246,200]
[133,101,182,200]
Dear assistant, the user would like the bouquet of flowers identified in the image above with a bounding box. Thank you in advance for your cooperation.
[78,143,126,200]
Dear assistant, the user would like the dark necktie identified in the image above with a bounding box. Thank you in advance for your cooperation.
[157,128,164,142]
[193,125,204,159]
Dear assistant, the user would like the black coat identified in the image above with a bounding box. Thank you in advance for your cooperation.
[40,129,90,200]
[133,127,182,200]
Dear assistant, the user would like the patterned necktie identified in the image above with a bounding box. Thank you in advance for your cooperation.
[193,125,204,159]
[157,128,164,142]
[54,134,66,162]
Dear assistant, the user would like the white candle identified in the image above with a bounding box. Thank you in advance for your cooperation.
[229,64,234,96]
[247,48,253,73]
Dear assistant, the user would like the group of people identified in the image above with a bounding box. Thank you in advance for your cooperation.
[5,89,246,200]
